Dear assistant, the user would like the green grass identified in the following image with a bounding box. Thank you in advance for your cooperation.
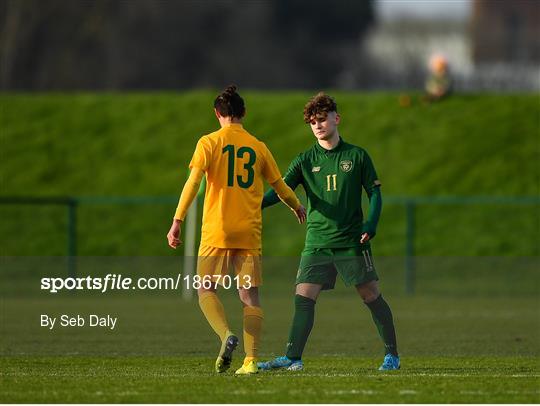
[1,92,539,256]
[1,275,539,402]
[2,356,538,403]
[1,92,539,402]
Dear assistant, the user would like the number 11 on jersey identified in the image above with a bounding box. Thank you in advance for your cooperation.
[326,174,337,191]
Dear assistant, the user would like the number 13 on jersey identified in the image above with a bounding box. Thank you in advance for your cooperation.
[222,144,257,188]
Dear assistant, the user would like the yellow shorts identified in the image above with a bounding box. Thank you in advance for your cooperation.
[197,244,262,288]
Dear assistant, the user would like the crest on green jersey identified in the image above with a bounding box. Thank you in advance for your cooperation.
[339,160,353,173]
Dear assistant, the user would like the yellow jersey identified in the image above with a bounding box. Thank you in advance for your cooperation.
[189,123,282,249]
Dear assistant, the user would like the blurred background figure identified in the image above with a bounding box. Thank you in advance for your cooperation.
[425,53,452,101]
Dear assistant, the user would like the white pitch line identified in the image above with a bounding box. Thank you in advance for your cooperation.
[117,391,140,396]
[361,373,540,378]
[325,389,377,395]
[3,371,538,379]
[262,373,540,378]
[220,387,540,397]
[399,389,418,395]
[232,389,277,395]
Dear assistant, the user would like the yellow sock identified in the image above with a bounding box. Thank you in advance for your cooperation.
[243,306,263,359]
[198,291,230,341]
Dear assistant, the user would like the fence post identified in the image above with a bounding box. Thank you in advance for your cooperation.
[182,176,206,301]
[182,196,197,301]
[67,198,77,278]
[405,200,415,295]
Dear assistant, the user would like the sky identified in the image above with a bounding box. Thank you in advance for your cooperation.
[375,0,472,21]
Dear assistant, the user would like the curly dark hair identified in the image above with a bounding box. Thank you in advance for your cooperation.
[303,92,338,123]
[214,84,245,119]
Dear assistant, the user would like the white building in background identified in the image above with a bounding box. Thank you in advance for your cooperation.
[363,20,473,77]
[341,0,539,91]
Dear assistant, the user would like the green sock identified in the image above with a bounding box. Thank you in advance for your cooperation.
[285,294,316,361]
[366,294,398,356]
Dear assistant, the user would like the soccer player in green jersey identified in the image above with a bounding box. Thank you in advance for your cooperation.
[258,92,400,371]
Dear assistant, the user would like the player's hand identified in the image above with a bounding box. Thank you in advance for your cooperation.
[293,205,307,224]
[167,219,182,249]
[360,232,370,244]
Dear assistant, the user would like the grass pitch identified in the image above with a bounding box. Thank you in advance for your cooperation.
[1,289,539,403]
[1,92,539,402]
[1,356,538,403]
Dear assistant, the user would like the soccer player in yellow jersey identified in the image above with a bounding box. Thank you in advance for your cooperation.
[167,85,306,375]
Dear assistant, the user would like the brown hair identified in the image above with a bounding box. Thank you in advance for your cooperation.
[214,85,245,119]
[303,92,337,123]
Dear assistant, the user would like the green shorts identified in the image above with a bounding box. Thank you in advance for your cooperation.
[296,245,379,290]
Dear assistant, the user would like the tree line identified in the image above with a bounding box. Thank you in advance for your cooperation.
[0,0,374,90]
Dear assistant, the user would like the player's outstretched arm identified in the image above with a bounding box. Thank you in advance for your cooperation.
[270,178,306,224]
[262,187,280,209]
[361,186,382,243]
[167,167,204,249]
[262,154,303,209]
[262,174,298,209]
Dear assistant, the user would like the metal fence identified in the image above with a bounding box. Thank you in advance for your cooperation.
[1,195,538,295]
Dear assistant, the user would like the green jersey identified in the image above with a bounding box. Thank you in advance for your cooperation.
[262,137,381,248]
